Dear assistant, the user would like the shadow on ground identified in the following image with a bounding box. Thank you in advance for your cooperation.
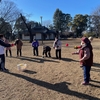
[23,70,37,74]
[4,71,100,100]
[91,68,100,72]
[93,63,100,68]
[51,57,78,62]
[10,56,60,63]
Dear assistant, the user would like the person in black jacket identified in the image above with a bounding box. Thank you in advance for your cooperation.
[42,46,51,58]
[0,34,14,71]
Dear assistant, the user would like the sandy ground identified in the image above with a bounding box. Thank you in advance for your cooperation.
[0,38,100,100]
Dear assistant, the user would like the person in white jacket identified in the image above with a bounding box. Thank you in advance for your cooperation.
[0,34,14,71]
[53,36,62,59]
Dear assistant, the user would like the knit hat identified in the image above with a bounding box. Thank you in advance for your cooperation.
[81,37,90,44]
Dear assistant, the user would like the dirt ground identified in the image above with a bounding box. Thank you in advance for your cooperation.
[0,38,100,100]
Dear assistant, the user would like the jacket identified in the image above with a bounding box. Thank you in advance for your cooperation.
[53,39,61,50]
[0,39,11,54]
[79,44,93,66]
[32,40,39,48]
[15,39,23,49]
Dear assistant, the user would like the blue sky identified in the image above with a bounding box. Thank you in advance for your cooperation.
[13,0,100,25]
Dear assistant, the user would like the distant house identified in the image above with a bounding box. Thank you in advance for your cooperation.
[22,26,57,40]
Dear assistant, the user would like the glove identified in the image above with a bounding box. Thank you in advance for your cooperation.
[74,46,81,49]
[11,44,15,47]
[74,46,78,49]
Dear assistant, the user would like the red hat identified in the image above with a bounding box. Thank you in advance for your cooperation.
[81,37,90,44]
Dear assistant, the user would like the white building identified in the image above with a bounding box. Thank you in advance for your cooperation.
[22,26,57,40]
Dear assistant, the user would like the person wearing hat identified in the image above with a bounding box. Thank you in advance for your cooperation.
[0,34,14,71]
[72,37,93,85]
[74,36,93,49]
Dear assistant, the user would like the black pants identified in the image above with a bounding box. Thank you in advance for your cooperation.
[43,49,51,57]
[0,54,5,70]
[56,49,61,59]
[6,50,12,56]
[17,49,22,56]
[33,47,38,56]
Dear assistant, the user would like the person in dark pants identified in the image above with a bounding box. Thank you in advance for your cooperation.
[42,46,51,58]
[53,37,62,59]
[32,39,39,56]
[72,37,93,85]
[15,38,23,57]
[0,34,14,71]
[55,49,61,59]
[5,38,12,57]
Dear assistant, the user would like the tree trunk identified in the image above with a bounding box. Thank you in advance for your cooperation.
[20,14,33,43]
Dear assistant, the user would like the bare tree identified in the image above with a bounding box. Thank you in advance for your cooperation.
[0,0,20,22]
[91,6,100,37]
[0,0,20,33]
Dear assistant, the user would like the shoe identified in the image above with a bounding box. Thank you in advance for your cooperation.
[81,82,89,85]
[1,68,9,72]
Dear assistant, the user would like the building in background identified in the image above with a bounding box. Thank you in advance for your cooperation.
[22,26,57,40]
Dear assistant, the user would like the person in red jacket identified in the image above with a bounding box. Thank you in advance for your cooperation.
[72,37,93,85]
[74,36,93,49]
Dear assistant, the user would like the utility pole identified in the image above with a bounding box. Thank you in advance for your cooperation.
[40,16,42,26]
[40,16,43,44]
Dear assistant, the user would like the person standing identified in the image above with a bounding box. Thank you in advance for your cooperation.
[15,38,23,57]
[0,34,14,71]
[5,38,12,57]
[53,36,62,59]
[74,36,93,49]
[32,39,39,56]
[72,37,93,85]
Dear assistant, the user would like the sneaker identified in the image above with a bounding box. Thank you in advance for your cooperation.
[81,82,89,85]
